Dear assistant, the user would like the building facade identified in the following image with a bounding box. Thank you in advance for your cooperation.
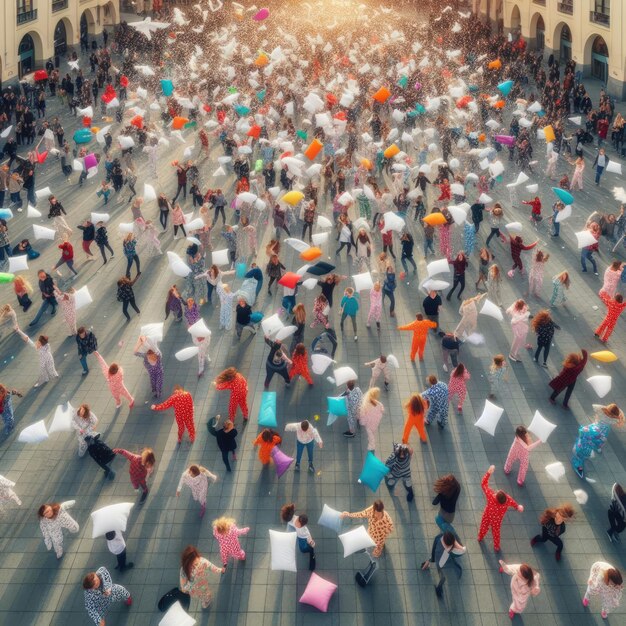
[1,1,120,85]
[475,1,624,98]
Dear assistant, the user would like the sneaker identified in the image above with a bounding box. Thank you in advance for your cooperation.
[509,610,515,620]
[125,596,132,607]
[582,597,589,607]
[435,585,443,598]
[354,335,358,342]
[81,370,89,376]
[106,469,116,481]
[574,466,584,479]
[308,463,315,473]
[139,490,148,505]
[294,463,300,472]
[442,364,448,372]
[343,431,355,438]
[542,363,548,368]
[508,354,519,362]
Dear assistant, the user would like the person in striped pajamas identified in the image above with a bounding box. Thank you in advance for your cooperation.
[384,443,414,501]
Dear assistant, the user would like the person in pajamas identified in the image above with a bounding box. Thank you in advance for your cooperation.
[0,474,21,510]
[503,426,541,486]
[364,355,393,390]
[342,380,363,438]
[477,465,523,551]
[310,293,330,329]
[17,331,58,387]
[527,250,549,297]
[432,474,461,537]
[38,500,79,558]
[164,285,183,322]
[448,363,470,413]
[602,261,623,298]
[54,287,77,336]
[177,464,217,518]
[486,264,503,307]
[421,531,466,598]
[359,387,385,452]
[183,297,200,327]
[422,375,449,429]
[112,447,155,504]
[454,294,485,339]
[253,429,281,465]
[550,271,570,307]
[0,384,22,436]
[595,290,626,343]
[384,443,414,501]
[193,334,211,379]
[506,299,531,362]
[152,385,195,444]
[94,352,134,409]
[83,566,132,624]
[402,392,428,444]
[367,282,383,329]
[549,350,587,409]
[341,500,394,558]
[571,404,624,479]
[216,282,236,330]
[284,419,323,473]
[397,313,437,361]
[212,517,249,567]
[532,310,560,367]
[583,562,623,618]
[498,561,541,619]
[71,403,98,457]
[133,336,163,398]
[531,504,575,561]
[214,368,249,422]
[606,483,626,543]
[289,343,313,386]
[508,234,537,277]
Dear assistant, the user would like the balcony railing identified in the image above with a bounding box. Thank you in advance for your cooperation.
[52,0,69,12]
[557,2,573,15]
[590,10,610,26]
[16,9,37,25]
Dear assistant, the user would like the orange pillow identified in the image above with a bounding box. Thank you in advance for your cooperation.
[300,247,322,261]
[423,212,448,226]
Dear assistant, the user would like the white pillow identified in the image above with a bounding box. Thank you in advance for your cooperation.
[448,206,466,224]
[90,502,134,538]
[261,313,284,337]
[33,225,56,240]
[311,354,335,375]
[527,410,557,443]
[333,366,358,387]
[381,212,405,233]
[386,355,400,369]
[237,192,257,205]
[171,260,191,277]
[91,212,110,223]
[187,319,211,338]
[269,529,297,572]
[489,161,504,178]
[606,161,622,175]
[284,238,310,253]
[275,325,297,341]
[18,420,49,443]
[35,187,52,200]
[118,223,135,234]
[211,249,230,266]
[479,299,504,321]
[421,278,450,293]
[118,136,135,149]
[74,286,93,311]
[545,462,565,482]
[474,400,504,436]
[143,183,157,202]
[573,489,588,505]
[159,601,196,626]
[175,347,200,361]
[317,215,333,229]
[338,526,376,557]
[526,184,539,193]
[302,278,319,291]
[586,375,612,398]
[27,205,42,218]
[141,323,164,343]
[311,232,329,246]
[186,218,205,231]
[317,504,343,533]
[505,222,522,233]
[427,258,450,278]
[450,183,465,197]
[8,255,28,273]
[555,205,572,223]
[352,272,374,292]
[48,403,75,434]
[575,230,596,249]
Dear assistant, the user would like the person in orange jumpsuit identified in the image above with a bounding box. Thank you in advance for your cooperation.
[595,290,626,343]
[398,313,437,361]
[213,367,249,422]
[253,429,281,465]
[402,393,429,444]
[289,343,313,385]
[151,385,195,444]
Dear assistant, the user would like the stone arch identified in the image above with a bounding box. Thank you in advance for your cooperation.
[54,18,75,56]
[80,8,97,38]
[584,34,609,83]
[17,31,44,77]
[509,4,521,30]
[530,12,545,51]
[553,21,573,63]
[102,1,119,26]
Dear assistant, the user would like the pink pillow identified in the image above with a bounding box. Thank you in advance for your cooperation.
[277,272,301,289]
[299,573,337,612]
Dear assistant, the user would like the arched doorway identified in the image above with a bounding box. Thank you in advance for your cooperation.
[591,36,609,83]
[531,13,545,51]
[103,1,119,26]
[80,9,96,50]
[510,5,521,31]
[54,20,67,56]
[18,34,35,77]
[559,24,572,63]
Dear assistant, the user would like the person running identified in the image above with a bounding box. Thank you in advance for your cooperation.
[213,368,249,422]
[595,290,626,343]
[38,500,79,558]
[152,385,195,445]
[212,517,249,568]
[607,483,626,543]
[503,426,541,486]
[112,447,155,505]
[498,561,541,619]
[530,504,575,561]
[83,567,132,624]
[179,545,224,610]
[177,464,217,518]
[341,500,394,558]
[582,562,623,619]
[422,375,449,429]
[548,350,588,409]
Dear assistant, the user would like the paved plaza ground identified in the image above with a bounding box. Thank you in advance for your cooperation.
[0,10,626,626]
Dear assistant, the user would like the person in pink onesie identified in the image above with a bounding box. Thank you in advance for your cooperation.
[506,299,531,362]
[212,517,250,567]
[498,561,541,619]
[602,261,624,298]
[94,352,134,409]
[54,288,77,336]
[177,464,217,518]
[477,465,524,551]
[503,426,542,486]
[367,282,383,329]
[358,387,385,451]
[448,363,470,413]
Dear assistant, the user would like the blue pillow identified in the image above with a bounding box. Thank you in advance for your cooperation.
[258,391,277,427]
[327,396,347,417]
[358,452,390,492]
[250,311,264,323]
[236,262,247,279]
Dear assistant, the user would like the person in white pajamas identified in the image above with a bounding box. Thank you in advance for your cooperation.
[176,464,217,518]
[71,404,99,457]
[17,330,58,387]
[38,500,79,558]
[0,474,21,510]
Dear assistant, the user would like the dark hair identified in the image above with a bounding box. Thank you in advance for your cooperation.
[442,531,455,547]
[540,504,575,526]
[82,572,98,590]
[38,503,60,519]
[607,568,623,586]
[372,500,384,512]
[452,363,465,377]
[189,465,200,477]
[515,426,528,440]
[294,343,306,357]
[77,326,86,335]
[298,514,308,526]
[495,491,507,505]
[261,428,276,443]
[416,313,423,321]
[216,367,237,383]
[38,335,48,345]
[406,393,425,415]
[427,374,438,385]
[281,503,295,522]
[105,531,116,540]
[181,545,200,580]
[519,564,535,588]
[434,474,460,498]
[300,420,309,432]
[346,380,355,390]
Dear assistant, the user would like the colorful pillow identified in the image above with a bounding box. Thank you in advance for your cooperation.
[358,451,390,491]
[258,391,277,428]
[299,573,338,612]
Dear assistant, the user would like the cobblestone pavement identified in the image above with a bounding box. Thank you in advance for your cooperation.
[0,16,625,626]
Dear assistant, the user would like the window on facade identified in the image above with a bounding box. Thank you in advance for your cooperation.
[594,0,610,14]
[592,36,608,57]
[16,0,34,12]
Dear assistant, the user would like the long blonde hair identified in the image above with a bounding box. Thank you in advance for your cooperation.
[362,387,380,408]
[212,516,236,535]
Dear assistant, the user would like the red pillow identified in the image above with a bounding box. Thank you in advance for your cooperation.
[278,272,301,289]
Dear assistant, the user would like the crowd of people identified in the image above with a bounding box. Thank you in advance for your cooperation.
[0,1,624,622]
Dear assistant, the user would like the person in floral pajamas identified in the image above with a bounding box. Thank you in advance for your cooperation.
[212,517,250,567]
[0,474,21,510]
[503,426,541,486]
[177,464,217,518]
[595,290,626,343]
[289,343,313,385]
[583,562,623,618]
[447,363,470,413]
[152,385,196,444]
[180,545,224,609]
[17,330,58,387]
[214,367,249,422]
[422,375,449,428]
[498,561,541,619]
[54,287,77,336]
[112,447,155,504]
[38,500,79,558]
[94,351,134,409]
[133,336,164,397]
[341,500,394,558]
[0,384,22,436]
[477,465,523,551]
[71,404,98,457]
[83,566,132,624]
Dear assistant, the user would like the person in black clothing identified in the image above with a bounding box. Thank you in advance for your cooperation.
[530,504,575,561]
[263,162,276,189]
[400,232,417,275]
[207,415,238,472]
[311,327,337,358]
[94,221,114,264]
[172,163,188,203]
[263,337,291,389]
[607,483,626,543]
[29,270,57,326]
[423,290,442,331]
[439,332,462,372]
[235,298,256,339]
[317,274,345,308]
[471,202,485,233]
[77,220,96,261]
[117,275,141,322]
[432,474,461,538]
[2,138,17,167]
[420,531,465,598]
[76,325,98,375]
[447,252,468,300]
[84,434,116,480]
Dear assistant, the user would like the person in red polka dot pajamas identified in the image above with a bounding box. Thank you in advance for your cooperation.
[151,385,195,444]
[213,367,249,422]
[477,465,524,552]
[212,517,250,567]
[595,290,626,343]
